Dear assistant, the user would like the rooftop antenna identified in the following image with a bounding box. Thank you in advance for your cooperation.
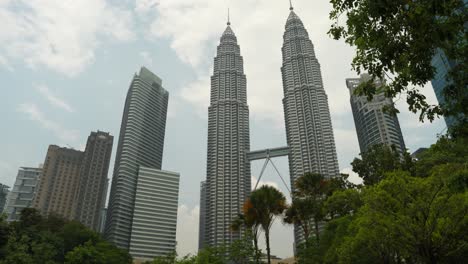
[227,8,231,25]
[289,0,294,10]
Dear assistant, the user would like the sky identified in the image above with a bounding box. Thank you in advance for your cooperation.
[0,0,447,259]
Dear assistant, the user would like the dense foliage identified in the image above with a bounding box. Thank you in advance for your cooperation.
[296,133,468,264]
[0,209,131,264]
[329,0,467,124]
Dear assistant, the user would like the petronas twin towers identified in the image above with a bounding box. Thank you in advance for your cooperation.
[201,5,339,248]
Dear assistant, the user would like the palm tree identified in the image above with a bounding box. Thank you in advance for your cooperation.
[284,197,315,242]
[289,173,330,244]
[230,211,261,264]
[249,185,287,264]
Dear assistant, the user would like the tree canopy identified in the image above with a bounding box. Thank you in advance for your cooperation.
[329,0,467,125]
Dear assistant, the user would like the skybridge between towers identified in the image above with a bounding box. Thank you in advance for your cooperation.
[247,146,291,194]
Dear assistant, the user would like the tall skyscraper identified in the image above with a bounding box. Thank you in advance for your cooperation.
[281,5,340,245]
[346,74,406,155]
[3,167,41,221]
[431,49,459,129]
[74,131,113,231]
[198,181,206,250]
[105,67,171,252]
[129,167,179,260]
[203,19,251,247]
[33,145,83,220]
[0,183,10,213]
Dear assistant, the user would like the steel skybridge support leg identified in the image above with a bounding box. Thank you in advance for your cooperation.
[254,158,270,191]
[269,158,291,196]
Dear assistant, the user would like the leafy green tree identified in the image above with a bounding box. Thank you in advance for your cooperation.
[229,237,255,264]
[196,246,226,264]
[339,171,468,263]
[249,186,287,264]
[325,189,362,219]
[351,144,413,185]
[0,214,9,258]
[328,0,467,124]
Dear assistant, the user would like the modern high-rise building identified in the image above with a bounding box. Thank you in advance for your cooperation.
[105,67,173,256]
[74,131,113,231]
[0,183,10,213]
[33,145,83,220]
[281,5,340,245]
[129,167,180,260]
[198,181,206,250]
[346,74,406,155]
[3,167,41,221]
[431,49,459,129]
[202,19,251,248]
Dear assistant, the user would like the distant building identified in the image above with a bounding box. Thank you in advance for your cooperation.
[3,167,41,221]
[74,131,113,231]
[32,131,113,224]
[33,145,83,220]
[98,208,107,233]
[105,67,174,258]
[198,181,206,250]
[129,167,180,260]
[0,183,10,213]
[411,148,428,161]
[346,74,406,155]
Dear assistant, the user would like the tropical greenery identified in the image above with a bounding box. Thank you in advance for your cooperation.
[328,0,467,125]
[0,208,131,264]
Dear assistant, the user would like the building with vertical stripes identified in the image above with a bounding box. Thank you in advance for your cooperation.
[202,19,251,248]
[198,181,206,250]
[346,74,406,155]
[281,5,340,246]
[74,131,113,231]
[32,145,83,220]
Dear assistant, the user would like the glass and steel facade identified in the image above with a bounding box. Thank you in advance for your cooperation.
[346,74,406,155]
[4,167,41,221]
[198,181,206,250]
[105,67,169,252]
[129,167,179,260]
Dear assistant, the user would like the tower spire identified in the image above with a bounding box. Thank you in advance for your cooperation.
[289,0,293,10]
[227,8,230,25]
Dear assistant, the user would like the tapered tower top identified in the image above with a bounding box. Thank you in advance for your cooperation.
[227,8,230,25]
[289,0,293,10]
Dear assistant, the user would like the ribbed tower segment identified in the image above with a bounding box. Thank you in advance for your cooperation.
[281,9,340,244]
[204,24,251,247]
[105,67,169,250]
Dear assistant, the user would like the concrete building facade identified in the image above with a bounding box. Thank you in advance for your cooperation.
[129,167,179,260]
[105,67,171,254]
[74,131,113,231]
[203,21,251,248]
[281,6,340,245]
[33,145,83,220]
[3,167,41,221]
[346,74,406,155]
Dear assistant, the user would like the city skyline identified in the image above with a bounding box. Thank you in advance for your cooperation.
[0,0,446,258]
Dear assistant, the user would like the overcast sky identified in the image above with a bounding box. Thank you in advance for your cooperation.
[0,0,446,258]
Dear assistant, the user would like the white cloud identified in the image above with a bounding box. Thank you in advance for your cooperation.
[176,204,200,256]
[251,175,280,190]
[340,167,363,185]
[144,0,357,124]
[0,0,135,76]
[139,51,154,68]
[36,84,74,113]
[17,103,79,143]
